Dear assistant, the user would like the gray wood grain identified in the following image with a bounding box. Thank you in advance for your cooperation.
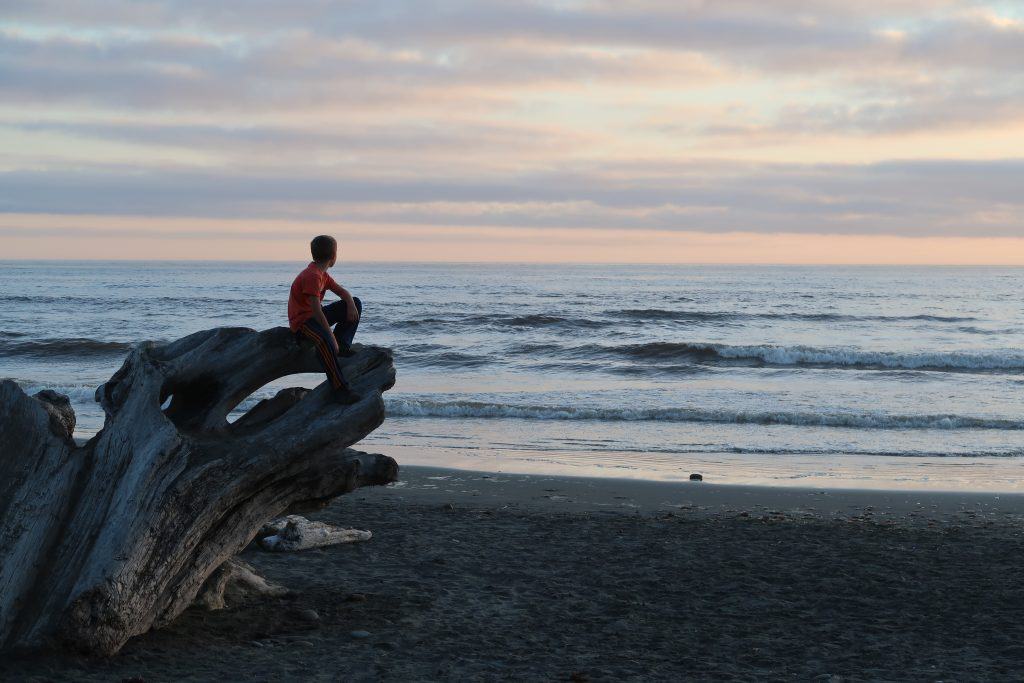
[0,327,397,655]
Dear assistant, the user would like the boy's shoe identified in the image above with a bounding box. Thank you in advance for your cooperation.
[330,387,361,405]
[337,345,356,358]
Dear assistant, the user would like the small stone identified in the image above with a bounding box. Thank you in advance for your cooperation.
[350,630,372,639]
[344,593,368,603]
[294,640,315,647]
[297,608,320,622]
[689,473,703,481]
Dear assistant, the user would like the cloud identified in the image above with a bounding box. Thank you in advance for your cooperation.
[2,0,1024,249]
[5,119,591,163]
[3,159,1022,237]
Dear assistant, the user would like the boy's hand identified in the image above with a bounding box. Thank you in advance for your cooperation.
[346,306,360,324]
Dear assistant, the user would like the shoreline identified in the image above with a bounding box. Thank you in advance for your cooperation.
[359,438,1024,493]
[75,431,1024,494]
[386,464,1024,519]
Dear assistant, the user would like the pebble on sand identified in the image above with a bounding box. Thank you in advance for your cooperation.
[689,473,703,481]
[350,630,372,639]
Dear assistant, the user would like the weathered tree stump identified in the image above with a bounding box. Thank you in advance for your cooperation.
[0,326,397,656]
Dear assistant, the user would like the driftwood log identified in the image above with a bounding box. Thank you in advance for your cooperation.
[258,515,372,552]
[0,326,397,656]
[193,558,290,611]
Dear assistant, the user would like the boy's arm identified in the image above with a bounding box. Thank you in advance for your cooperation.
[308,295,339,353]
[327,281,360,323]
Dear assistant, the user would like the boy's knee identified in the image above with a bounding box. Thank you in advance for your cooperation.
[353,296,363,312]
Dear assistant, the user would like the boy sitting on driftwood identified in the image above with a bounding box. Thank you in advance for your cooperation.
[287,235,362,404]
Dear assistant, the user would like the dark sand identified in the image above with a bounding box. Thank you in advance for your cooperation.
[5,466,1024,682]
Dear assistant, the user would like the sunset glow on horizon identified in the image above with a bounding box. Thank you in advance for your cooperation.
[3,214,1024,265]
[3,1,1024,263]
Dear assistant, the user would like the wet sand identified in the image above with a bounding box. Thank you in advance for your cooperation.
[5,466,1024,682]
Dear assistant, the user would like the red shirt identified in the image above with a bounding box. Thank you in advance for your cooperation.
[288,262,338,331]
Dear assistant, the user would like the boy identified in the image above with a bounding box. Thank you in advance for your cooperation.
[288,235,362,404]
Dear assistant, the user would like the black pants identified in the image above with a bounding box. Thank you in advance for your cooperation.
[297,297,362,389]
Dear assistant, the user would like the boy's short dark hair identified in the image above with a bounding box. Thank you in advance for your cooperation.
[310,235,337,262]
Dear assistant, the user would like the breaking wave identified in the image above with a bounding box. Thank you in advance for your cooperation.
[385,398,1024,430]
[0,338,134,359]
[380,309,977,332]
[616,309,977,323]
[384,313,610,331]
[13,382,102,402]
[549,342,1024,373]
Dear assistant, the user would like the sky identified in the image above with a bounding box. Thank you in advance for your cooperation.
[2,0,1024,263]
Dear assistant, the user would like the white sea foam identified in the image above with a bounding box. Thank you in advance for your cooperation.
[385,398,1024,430]
[17,382,101,402]
[598,342,1024,372]
[707,343,1024,371]
[41,385,1017,432]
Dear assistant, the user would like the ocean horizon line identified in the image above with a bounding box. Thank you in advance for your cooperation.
[3,258,1024,268]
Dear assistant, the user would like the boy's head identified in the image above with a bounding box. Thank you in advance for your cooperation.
[310,235,337,266]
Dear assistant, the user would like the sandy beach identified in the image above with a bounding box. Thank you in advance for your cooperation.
[4,465,1024,682]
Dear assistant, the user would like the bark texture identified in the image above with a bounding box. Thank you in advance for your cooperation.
[0,327,397,655]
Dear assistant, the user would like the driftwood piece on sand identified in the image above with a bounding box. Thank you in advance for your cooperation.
[258,515,373,552]
[193,559,290,611]
[0,327,397,656]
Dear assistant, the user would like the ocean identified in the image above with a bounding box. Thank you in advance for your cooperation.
[2,261,1022,490]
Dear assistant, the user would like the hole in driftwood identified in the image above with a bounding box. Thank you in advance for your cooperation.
[160,374,224,431]
[226,373,323,430]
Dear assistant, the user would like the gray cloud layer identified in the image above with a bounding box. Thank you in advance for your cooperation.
[2,0,1023,238]
[3,159,1022,236]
